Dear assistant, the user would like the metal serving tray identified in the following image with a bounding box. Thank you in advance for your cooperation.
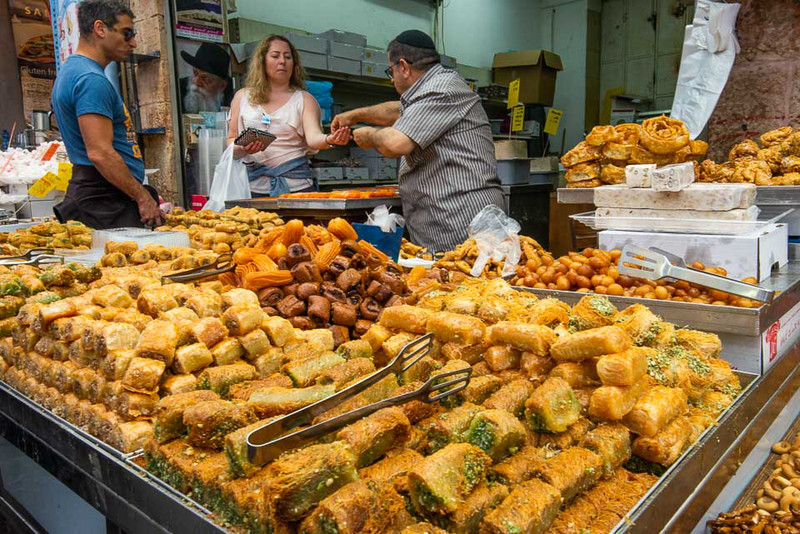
[276,197,401,211]
[0,380,226,534]
[611,370,759,533]
[756,185,800,205]
[557,187,595,204]
[0,379,127,460]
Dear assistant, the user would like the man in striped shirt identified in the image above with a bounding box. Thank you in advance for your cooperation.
[331,30,504,252]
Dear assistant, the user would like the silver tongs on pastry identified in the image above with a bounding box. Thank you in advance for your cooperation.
[618,245,775,303]
[161,252,234,284]
[246,333,471,467]
[0,248,60,265]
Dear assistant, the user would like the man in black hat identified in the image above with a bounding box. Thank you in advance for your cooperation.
[180,42,233,113]
[330,30,503,252]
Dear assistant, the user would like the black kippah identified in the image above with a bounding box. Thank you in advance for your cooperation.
[394,30,436,50]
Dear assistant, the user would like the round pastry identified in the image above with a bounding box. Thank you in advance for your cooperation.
[639,115,690,154]
[601,142,634,161]
[565,163,600,183]
[585,125,621,147]
[728,139,758,160]
[629,145,674,166]
[560,141,602,167]
[690,139,709,160]
[671,145,693,163]
[696,160,718,182]
[615,123,642,145]
[566,178,602,188]
[771,172,800,186]
[757,147,783,174]
[712,161,737,182]
[760,126,793,148]
[781,156,800,174]
[733,159,772,185]
[599,164,626,184]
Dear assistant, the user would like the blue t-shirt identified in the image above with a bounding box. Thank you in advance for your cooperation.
[52,54,144,182]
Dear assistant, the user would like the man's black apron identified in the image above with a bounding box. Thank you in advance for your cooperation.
[53,165,159,229]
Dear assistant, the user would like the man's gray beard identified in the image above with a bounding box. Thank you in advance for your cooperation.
[184,81,223,113]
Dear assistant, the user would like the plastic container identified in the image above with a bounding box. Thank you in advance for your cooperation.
[352,223,404,261]
[571,206,792,236]
[92,227,190,251]
[496,158,531,185]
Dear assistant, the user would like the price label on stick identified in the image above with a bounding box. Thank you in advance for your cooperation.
[507,78,520,109]
[544,108,563,135]
[511,105,526,132]
[55,162,73,191]
[29,172,57,198]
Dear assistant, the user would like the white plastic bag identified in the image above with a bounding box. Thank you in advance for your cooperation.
[204,145,250,212]
[366,205,405,233]
[671,0,741,138]
[467,205,521,278]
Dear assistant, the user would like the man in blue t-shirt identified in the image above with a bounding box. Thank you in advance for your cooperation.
[52,0,164,229]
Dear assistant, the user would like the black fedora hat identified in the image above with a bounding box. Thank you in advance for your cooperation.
[181,42,231,81]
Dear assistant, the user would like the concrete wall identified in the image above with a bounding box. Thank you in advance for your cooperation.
[540,0,598,150]
[707,0,800,162]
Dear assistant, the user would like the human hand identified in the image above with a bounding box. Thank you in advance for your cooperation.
[353,127,376,149]
[327,127,351,146]
[233,141,266,158]
[138,194,165,227]
[331,110,357,130]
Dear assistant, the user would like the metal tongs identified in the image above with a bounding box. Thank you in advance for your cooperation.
[246,333,472,467]
[618,245,775,303]
[0,248,63,266]
[161,252,233,284]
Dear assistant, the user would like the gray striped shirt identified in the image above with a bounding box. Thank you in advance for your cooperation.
[393,64,504,252]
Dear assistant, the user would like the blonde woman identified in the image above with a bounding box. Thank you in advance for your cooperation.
[227,35,350,196]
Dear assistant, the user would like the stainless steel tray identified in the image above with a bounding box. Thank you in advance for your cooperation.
[756,185,800,205]
[0,378,128,460]
[515,286,765,336]
[557,187,595,204]
[612,370,759,533]
[277,197,401,210]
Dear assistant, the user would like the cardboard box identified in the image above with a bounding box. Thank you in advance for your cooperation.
[362,61,389,78]
[492,50,563,106]
[329,42,364,61]
[299,51,328,70]
[317,29,367,47]
[284,32,328,54]
[313,167,344,181]
[494,140,527,160]
[598,225,788,282]
[327,57,361,75]
[363,48,386,62]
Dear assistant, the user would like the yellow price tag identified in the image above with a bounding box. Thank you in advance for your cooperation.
[507,78,520,109]
[511,105,526,132]
[544,108,563,135]
[28,172,57,198]
[56,162,73,191]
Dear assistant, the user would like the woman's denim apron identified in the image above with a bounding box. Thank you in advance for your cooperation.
[245,156,318,197]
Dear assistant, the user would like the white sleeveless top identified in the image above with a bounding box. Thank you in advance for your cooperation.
[238,89,317,168]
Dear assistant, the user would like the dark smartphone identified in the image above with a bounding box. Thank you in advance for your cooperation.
[234,128,277,147]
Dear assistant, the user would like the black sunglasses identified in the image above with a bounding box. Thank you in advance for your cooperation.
[107,24,136,41]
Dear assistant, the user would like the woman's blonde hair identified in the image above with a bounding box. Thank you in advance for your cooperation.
[245,35,306,105]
